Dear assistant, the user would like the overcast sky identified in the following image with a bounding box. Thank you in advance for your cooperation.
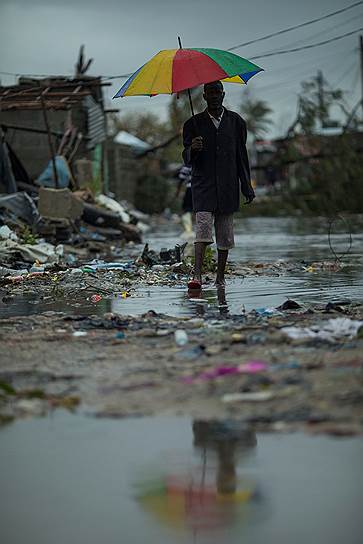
[0,0,361,136]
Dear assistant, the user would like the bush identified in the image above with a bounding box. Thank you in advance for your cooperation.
[134,174,170,214]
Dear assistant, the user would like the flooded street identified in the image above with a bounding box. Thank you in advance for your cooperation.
[1,216,362,543]
[2,0,363,539]
[1,216,362,318]
[1,413,362,544]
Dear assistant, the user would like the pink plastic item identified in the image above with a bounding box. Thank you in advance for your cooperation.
[238,360,268,373]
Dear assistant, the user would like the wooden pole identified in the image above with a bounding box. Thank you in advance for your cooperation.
[39,90,59,189]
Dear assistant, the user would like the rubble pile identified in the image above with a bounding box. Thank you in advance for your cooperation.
[0,187,148,277]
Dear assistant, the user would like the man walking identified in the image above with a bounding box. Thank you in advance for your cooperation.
[182,80,255,289]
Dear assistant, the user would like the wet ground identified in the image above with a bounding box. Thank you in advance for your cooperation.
[1,216,362,318]
[0,216,362,543]
[1,413,362,544]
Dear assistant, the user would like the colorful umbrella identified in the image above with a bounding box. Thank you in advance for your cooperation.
[137,473,254,533]
[113,45,263,98]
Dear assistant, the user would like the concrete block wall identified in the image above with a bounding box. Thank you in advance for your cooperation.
[107,141,143,204]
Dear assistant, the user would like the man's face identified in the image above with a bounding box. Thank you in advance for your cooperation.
[203,83,225,110]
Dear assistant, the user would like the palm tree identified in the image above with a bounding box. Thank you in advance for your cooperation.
[240,93,273,139]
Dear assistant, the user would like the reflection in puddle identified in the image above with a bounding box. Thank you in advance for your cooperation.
[137,421,257,535]
[1,271,362,320]
[1,413,362,544]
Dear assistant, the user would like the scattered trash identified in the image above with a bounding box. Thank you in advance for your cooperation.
[160,244,186,263]
[0,225,18,241]
[29,262,45,273]
[231,333,246,343]
[255,307,278,317]
[64,314,129,330]
[37,156,73,189]
[282,317,363,342]
[0,192,39,225]
[183,360,268,383]
[0,266,28,277]
[222,391,275,403]
[72,331,88,337]
[0,238,63,264]
[91,294,102,303]
[270,361,301,371]
[239,361,268,373]
[176,345,205,360]
[277,299,302,310]
[325,302,345,313]
[183,366,239,383]
[174,329,188,346]
[140,242,187,267]
[85,261,132,271]
[95,194,130,224]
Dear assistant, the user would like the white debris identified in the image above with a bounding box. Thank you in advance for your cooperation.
[222,391,275,403]
[0,238,64,264]
[174,329,189,346]
[95,194,130,224]
[282,317,363,342]
[0,225,18,241]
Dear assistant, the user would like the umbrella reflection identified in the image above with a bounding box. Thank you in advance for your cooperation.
[137,420,257,537]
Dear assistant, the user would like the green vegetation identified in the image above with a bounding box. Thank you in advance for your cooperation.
[20,225,37,245]
[134,174,170,214]
[188,246,217,273]
[240,91,273,139]
[282,76,363,215]
[111,74,362,216]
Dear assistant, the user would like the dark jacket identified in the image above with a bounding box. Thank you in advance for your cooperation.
[182,108,254,213]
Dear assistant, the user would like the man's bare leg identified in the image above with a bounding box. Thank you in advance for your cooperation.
[216,249,228,286]
[193,242,208,282]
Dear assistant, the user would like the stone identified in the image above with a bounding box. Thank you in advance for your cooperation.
[38,187,84,220]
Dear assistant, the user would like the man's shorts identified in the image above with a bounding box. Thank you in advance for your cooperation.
[195,212,234,250]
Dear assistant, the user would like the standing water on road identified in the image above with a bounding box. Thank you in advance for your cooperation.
[0,413,362,544]
[115,215,363,316]
[1,216,362,318]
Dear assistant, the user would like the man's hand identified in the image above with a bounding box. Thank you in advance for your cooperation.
[244,192,255,205]
[191,136,203,151]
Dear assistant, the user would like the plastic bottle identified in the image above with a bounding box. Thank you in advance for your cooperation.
[174,329,188,346]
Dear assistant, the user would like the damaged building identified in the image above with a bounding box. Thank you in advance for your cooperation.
[0,75,108,192]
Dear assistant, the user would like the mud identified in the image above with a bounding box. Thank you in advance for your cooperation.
[0,298,362,435]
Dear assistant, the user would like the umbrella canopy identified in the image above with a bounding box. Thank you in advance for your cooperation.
[114,48,263,98]
[138,474,254,532]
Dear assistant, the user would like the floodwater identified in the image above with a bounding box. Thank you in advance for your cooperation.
[1,216,362,318]
[0,413,362,544]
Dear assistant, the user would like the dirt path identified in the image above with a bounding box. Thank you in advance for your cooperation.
[1,300,362,435]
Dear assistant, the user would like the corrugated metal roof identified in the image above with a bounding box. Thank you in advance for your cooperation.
[0,83,89,111]
[84,95,106,149]
[0,77,107,112]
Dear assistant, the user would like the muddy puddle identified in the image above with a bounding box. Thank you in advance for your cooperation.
[0,412,362,544]
[1,217,362,319]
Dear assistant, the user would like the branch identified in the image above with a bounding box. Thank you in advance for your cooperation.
[136,132,180,158]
